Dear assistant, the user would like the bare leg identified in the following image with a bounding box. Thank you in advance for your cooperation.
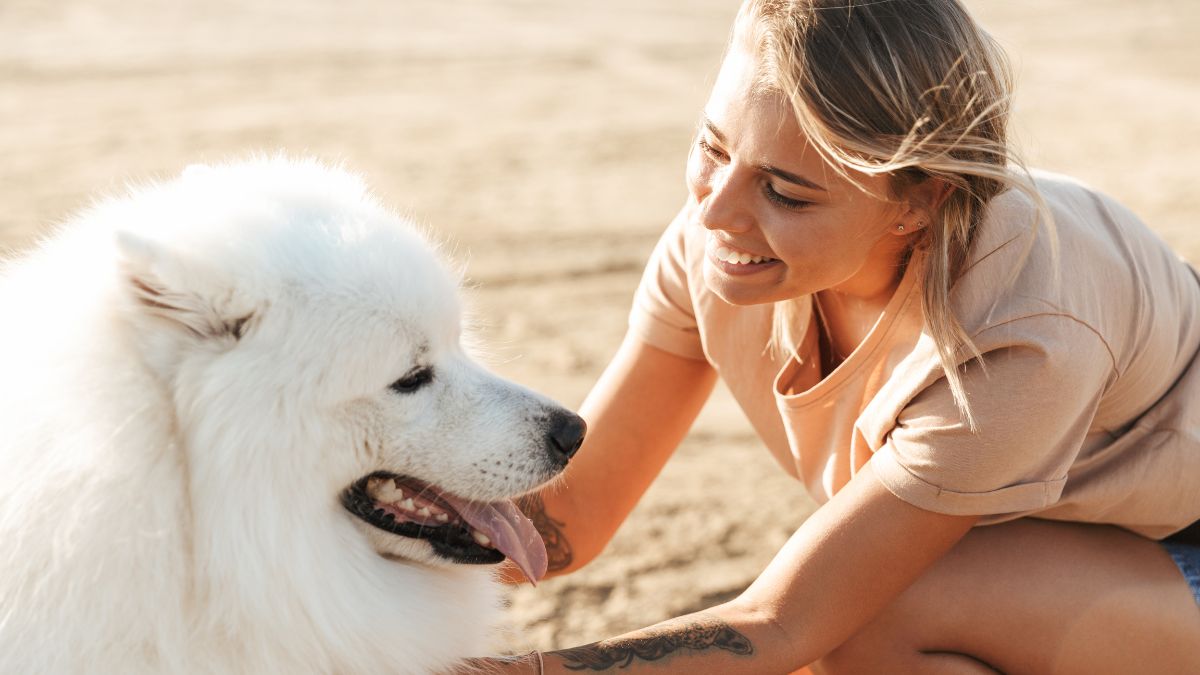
[811,519,1200,674]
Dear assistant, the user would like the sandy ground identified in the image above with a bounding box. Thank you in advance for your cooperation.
[3,0,1198,657]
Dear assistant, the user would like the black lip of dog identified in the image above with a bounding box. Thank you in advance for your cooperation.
[341,472,505,565]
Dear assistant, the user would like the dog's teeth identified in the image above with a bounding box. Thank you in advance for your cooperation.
[416,507,431,517]
[435,513,449,523]
[471,530,492,547]
[375,482,404,502]
[400,498,416,512]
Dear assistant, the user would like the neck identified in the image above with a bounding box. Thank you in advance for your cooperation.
[828,237,910,303]
[815,241,912,363]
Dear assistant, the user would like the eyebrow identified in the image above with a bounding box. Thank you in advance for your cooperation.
[702,116,828,193]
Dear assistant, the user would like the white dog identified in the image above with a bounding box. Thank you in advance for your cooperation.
[0,158,584,674]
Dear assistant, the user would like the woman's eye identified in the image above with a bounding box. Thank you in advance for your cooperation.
[389,366,434,395]
[763,183,811,211]
[697,138,727,162]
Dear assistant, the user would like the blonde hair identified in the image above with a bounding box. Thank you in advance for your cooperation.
[742,0,1050,428]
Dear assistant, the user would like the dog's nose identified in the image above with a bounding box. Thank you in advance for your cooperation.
[546,410,586,464]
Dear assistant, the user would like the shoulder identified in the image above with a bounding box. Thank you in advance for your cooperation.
[642,205,708,282]
[951,170,1191,346]
[959,169,1111,291]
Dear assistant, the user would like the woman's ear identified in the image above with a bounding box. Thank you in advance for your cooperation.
[894,177,954,235]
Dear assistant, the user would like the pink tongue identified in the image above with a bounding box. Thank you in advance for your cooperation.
[437,494,548,585]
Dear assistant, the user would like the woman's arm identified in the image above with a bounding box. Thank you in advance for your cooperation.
[500,332,718,581]
[537,461,977,672]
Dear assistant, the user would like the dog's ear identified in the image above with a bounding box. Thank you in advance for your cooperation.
[114,230,230,340]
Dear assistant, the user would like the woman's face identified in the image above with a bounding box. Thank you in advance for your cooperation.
[686,39,914,307]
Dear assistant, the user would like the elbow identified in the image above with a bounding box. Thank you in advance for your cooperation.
[542,533,604,579]
[722,594,820,670]
[724,594,789,642]
[514,491,604,581]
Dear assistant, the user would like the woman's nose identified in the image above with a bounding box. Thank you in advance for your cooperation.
[693,167,754,234]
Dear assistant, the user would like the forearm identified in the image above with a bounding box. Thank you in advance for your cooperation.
[500,336,717,583]
[541,600,799,674]
[538,464,976,671]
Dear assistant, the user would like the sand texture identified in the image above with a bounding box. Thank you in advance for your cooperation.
[3,0,1198,655]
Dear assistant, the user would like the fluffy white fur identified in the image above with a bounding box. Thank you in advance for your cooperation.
[0,158,569,674]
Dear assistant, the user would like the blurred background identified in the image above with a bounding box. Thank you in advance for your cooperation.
[3,0,1197,654]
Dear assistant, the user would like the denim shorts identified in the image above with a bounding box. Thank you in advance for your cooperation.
[1163,521,1200,607]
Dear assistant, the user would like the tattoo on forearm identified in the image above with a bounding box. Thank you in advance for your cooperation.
[517,493,573,572]
[556,614,754,671]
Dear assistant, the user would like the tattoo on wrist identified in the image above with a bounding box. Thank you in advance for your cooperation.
[555,613,753,671]
[517,493,572,572]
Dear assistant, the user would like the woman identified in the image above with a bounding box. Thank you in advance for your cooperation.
[481,0,1200,672]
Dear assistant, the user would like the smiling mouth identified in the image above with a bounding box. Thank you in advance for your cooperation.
[341,472,549,583]
[713,245,779,266]
[709,244,781,276]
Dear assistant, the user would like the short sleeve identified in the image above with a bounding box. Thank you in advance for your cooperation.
[627,208,707,361]
[871,315,1116,516]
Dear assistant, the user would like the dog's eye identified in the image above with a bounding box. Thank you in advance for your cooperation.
[389,366,434,395]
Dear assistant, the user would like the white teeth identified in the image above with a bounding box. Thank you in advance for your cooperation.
[375,482,404,503]
[716,245,774,265]
[416,507,431,517]
[399,498,416,512]
[471,530,492,547]
[435,513,449,523]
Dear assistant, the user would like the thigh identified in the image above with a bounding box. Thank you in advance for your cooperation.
[820,519,1200,674]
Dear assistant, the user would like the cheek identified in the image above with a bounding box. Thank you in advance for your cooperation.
[764,216,870,278]
[760,215,823,258]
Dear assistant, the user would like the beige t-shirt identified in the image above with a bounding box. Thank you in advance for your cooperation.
[630,171,1200,539]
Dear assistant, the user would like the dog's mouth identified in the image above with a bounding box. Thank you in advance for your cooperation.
[341,472,548,584]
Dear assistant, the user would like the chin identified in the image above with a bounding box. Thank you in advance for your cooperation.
[702,263,795,306]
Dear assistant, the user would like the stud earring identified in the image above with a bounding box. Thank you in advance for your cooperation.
[896,224,906,233]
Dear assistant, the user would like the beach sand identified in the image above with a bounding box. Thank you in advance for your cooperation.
[3,0,1197,656]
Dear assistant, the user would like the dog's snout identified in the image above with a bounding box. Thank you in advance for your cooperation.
[546,411,586,464]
